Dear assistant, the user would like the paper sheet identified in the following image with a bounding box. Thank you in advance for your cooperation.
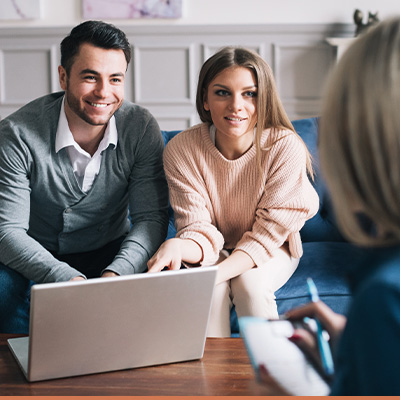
[239,317,331,396]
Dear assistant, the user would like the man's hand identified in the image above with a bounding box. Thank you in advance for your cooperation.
[70,276,85,281]
[69,271,119,281]
[101,271,119,278]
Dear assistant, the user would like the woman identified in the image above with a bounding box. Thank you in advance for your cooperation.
[148,47,319,337]
[259,18,400,395]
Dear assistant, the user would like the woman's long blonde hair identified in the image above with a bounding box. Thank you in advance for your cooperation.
[320,17,400,246]
[196,47,313,178]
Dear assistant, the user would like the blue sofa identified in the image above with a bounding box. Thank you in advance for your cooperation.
[162,117,363,333]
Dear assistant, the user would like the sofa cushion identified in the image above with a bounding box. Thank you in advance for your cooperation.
[292,118,345,243]
[161,130,181,146]
[275,241,359,314]
[161,130,181,240]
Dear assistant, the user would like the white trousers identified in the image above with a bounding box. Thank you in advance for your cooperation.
[207,245,299,337]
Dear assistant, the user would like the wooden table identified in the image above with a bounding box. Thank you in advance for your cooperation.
[0,334,268,396]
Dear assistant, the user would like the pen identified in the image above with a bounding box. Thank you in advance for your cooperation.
[306,277,335,377]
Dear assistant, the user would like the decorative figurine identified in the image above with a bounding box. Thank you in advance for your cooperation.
[353,9,380,36]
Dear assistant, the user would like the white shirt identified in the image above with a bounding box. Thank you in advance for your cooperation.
[55,97,118,193]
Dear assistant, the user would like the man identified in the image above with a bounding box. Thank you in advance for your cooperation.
[0,21,169,333]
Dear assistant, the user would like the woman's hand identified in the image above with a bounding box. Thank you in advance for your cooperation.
[147,238,203,273]
[257,301,346,393]
[147,238,183,272]
[284,300,347,371]
[285,300,347,350]
[215,249,255,284]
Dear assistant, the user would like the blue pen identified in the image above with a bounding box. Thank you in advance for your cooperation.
[306,277,335,377]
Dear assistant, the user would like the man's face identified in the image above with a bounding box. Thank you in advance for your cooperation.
[58,43,127,129]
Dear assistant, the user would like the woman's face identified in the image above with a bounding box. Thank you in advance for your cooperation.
[203,66,258,149]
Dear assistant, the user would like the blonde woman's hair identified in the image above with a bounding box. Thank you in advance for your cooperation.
[196,47,313,178]
[320,17,400,246]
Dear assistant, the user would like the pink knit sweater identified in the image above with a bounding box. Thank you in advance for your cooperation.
[164,123,319,267]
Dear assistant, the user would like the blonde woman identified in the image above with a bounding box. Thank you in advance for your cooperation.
[148,47,319,337]
[259,18,400,395]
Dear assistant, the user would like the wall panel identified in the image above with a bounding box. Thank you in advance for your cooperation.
[0,46,57,106]
[273,42,335,118]
[133,44,195,104]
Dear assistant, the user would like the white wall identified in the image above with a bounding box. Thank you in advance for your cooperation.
[0,0,398,28]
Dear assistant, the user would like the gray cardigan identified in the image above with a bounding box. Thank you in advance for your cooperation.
[0,92,169,283]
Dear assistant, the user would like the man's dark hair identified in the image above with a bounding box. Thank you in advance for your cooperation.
[60,20,132,74]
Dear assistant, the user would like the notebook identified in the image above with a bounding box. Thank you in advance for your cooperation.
[239,316,331,396]
[8,266,217,382]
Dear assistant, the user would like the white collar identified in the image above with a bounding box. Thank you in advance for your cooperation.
[55,96,118,155]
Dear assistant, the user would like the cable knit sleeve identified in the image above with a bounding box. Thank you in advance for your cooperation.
[234,132,319,267]
[163,125,225,265]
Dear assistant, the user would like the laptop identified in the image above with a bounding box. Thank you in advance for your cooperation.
[8,266,217,382]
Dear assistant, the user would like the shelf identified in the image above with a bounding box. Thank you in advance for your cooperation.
[326,37,355,61]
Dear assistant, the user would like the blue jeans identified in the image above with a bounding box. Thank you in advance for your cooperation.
[0,264,33,334]
[0,235,126,334]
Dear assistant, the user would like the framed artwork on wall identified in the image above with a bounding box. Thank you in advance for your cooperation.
[0,0,42,20]
[82,0,182,19]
